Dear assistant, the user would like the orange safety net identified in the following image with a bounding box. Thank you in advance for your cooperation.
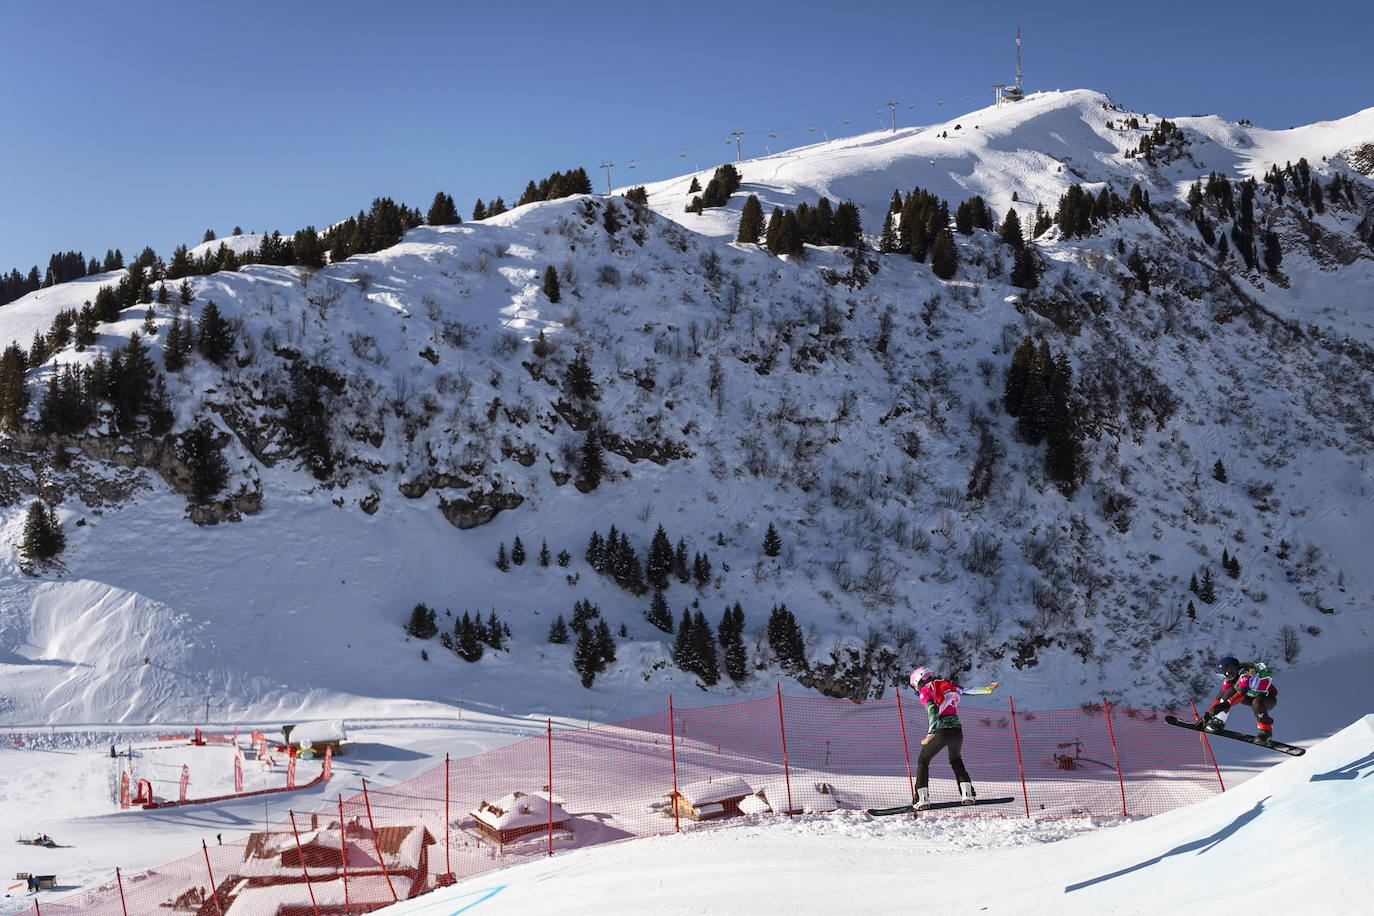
[33,696,1222,915]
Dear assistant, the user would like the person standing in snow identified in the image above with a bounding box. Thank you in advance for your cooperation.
[1200,656,1277,746]
[909,666,999,809]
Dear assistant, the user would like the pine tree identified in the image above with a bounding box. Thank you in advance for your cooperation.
[692,551,712,589]
[767,603,806,672]
[496,542,510,572]
[548,615,570,644]
[0,343,29,431]
[564,352,598,401]
[195,300,235,365]
[688,177,701,193]
[511,535,526,566]
[594,618,616,668]
[930,229,958,279]
[455,612,484,661]
[647,525,674,589]
[674,538,690,584]
[1010,245,1040,290]
[179,420,229,503]
[578,427,604,490]
[405,603,438,639]
[573,624,601,687]
[1187,600,1197,620]
[720,603,748,682]
[1226,553,1241,579]
[539,540,551,567]
[1263,230,1282,272]
[1198,567,1217,604]
[1189,572,1199,594]
[1212,459,1228,483]
[486,611,505,650]
[646,587,674,633]
[737,195,764,243]
[427,191,460,226]
[692,611,719,685]
[999,208,1025,249]
[20,500,65,561]
[585,530,605,569]
[762,522,781,557]
[671,609,696,673]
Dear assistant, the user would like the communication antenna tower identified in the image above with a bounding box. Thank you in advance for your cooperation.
[1002,27,1025,102]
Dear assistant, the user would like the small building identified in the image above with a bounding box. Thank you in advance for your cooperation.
[763,780,840,815]
[666,775,754,821]
[279,721,346,757]
[471,791,570,844]
[197,819,435,914]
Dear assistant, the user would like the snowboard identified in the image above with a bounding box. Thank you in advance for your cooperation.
[868,796,1016,816]
[1164,715,1305,756]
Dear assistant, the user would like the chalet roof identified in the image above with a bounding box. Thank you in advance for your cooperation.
[283,720,346,745]
[472,791,570,831]
[672,775,753,807]
[222,875,414,914]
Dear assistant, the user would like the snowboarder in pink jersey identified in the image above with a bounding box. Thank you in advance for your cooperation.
[1201,656,1278,746]
[909,666,999,809]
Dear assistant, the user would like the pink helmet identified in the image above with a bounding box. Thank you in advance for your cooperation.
[910,666,934,689]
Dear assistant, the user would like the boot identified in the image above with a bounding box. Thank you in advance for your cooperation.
[959,781,976,805]
[1253,727,1273,746]
[913,787,931,810]
[1203,710,1228,733]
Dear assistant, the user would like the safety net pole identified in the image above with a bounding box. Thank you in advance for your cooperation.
[1008,696,1031,818]
[201,839,222,916]
[288,810,321,916]
[1102,700,1127,816]
[668,695,680,833]
[1189,700,1226,792]
[776,684,794,816]
[361,779,398,902]
[895,687,914,799]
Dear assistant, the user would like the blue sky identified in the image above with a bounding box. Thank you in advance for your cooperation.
[2,0,1370,274]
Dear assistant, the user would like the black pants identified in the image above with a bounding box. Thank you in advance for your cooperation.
[915,728,970,791]
[1241,689,1277,727]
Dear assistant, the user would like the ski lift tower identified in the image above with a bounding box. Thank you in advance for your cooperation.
[1001,27,1025,103]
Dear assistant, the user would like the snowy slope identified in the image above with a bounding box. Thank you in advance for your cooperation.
[1,89,1372,730]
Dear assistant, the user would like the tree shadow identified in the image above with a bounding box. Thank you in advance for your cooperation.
[1309,751,1374,781]
[1065,797,1268,892]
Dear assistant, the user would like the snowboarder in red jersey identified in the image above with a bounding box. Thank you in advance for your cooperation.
[1201,656,1277,746]
[909,666,999,809]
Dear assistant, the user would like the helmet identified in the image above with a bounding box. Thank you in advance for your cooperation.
[1216,656,1240,671]
[910,666,934,689]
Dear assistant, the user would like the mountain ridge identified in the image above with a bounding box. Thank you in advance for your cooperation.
[1,88,1371,725]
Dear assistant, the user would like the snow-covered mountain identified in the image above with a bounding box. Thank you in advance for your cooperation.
[2,88,1372,725]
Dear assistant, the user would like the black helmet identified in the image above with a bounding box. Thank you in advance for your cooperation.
[1216,655,1239,670]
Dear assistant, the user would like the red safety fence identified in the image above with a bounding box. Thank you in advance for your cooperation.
[33,693,1224,915]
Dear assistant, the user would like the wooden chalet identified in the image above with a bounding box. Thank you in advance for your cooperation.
[666,775,754,821]
[471,791,571,844]
[192,819,434,914]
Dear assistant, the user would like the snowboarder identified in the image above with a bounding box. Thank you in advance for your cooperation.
[909,666,999,809]
[1200,656,1277,746]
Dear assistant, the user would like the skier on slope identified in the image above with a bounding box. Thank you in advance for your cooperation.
[909,666,999,809]
[1200,656,1277,746]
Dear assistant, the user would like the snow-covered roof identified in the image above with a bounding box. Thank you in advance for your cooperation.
[285,721,346,744]
[473,791,570,830]
[673,775,753,806]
